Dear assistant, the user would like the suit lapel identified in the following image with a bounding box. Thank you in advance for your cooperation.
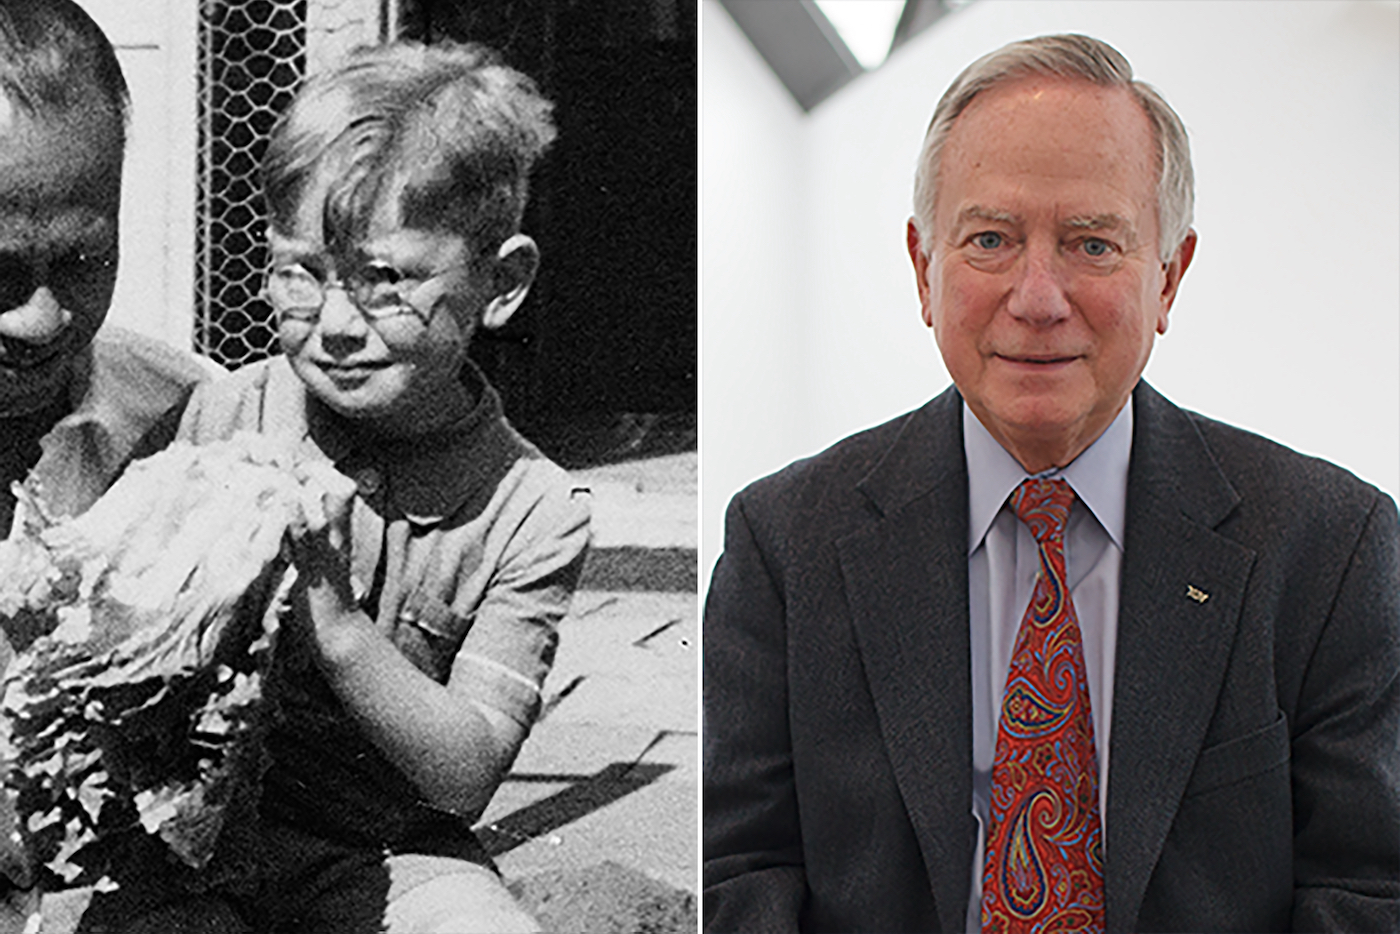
[836,387,977,934]
[830,383,1258,930]
[1104,383,1258,930]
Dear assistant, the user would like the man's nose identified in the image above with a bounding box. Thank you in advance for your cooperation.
[1005,247,1072,325]
[0,288,73,345]
[315,284,369,356]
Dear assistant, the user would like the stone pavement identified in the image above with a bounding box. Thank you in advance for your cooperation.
[480,451,698,931]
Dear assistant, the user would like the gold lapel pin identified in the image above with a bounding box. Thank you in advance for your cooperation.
[1185,584,1209,603]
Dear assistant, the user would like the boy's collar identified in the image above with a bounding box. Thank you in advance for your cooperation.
[267,356,536,524]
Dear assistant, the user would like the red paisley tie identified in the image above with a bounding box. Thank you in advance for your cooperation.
[982,478,1104,934]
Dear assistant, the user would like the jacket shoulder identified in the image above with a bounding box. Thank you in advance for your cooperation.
[742,410,912,504]
[731,404,941,559]
[1175,407,1398,595]
[89,326,218,400]
[1186,409,1391,518]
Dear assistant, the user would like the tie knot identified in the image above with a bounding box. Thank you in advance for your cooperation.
[1011,477,1074,544]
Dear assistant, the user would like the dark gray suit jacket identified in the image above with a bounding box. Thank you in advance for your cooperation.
[704,382,1400,933]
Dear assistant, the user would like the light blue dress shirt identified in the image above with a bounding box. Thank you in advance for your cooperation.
[962,401,1132,932]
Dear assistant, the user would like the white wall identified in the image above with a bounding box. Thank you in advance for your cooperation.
[79,0,198,352]
[703,0,1400,588]
[702,0,813,588]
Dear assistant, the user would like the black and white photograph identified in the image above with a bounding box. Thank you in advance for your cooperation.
[0,1,696,932]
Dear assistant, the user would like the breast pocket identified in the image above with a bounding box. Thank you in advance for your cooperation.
[1182,710,1290,798]
[392,590,473,684]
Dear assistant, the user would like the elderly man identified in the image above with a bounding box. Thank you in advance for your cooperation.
[704,34,1399,934]
[0,0,210,542]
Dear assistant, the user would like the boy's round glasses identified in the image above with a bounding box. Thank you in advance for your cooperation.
[264,261,467,325]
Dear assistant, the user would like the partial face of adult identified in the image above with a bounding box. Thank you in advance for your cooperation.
[0,97,122,417]
[908,77,1196,472]
[268,168,537,435]
[0,95,121,417]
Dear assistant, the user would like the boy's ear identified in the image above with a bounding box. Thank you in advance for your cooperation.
[481,234,539,330]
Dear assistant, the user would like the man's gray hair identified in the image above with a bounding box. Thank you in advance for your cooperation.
[912,34,1193,263]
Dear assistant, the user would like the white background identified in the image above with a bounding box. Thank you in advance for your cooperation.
[702,0,1400,591]
[75,0,198,350]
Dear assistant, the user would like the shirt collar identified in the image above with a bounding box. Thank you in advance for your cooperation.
[963,399,1132,553]
[268,356,536,526]
[30,338,183,518]
[52,342,123,448]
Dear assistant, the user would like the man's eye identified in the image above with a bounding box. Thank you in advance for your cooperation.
[50,249,115,281]
[0,254,36,309]
[1082,238,1112,257]
[973,231,1004,250]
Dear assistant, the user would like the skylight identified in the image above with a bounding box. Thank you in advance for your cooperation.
[813,0,906,70]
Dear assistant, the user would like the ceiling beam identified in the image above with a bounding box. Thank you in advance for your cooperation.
[719,0,863,111]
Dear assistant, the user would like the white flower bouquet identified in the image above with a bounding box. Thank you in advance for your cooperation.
[0,435,346,887]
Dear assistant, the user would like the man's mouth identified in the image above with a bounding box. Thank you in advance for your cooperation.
[315,359,391,383]
[995,353,1080,366]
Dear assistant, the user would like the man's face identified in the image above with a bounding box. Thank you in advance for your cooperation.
[0,97,122,416]
[908,77,1194,471]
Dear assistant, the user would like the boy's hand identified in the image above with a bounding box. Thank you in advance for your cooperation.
[288,464,368,655]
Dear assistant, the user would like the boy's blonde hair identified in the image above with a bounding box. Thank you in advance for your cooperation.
[263,41,555,259]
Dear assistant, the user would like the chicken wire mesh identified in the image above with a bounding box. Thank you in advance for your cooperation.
[195,0,306,370]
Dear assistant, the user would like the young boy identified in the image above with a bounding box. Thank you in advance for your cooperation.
[68,41,588,934]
